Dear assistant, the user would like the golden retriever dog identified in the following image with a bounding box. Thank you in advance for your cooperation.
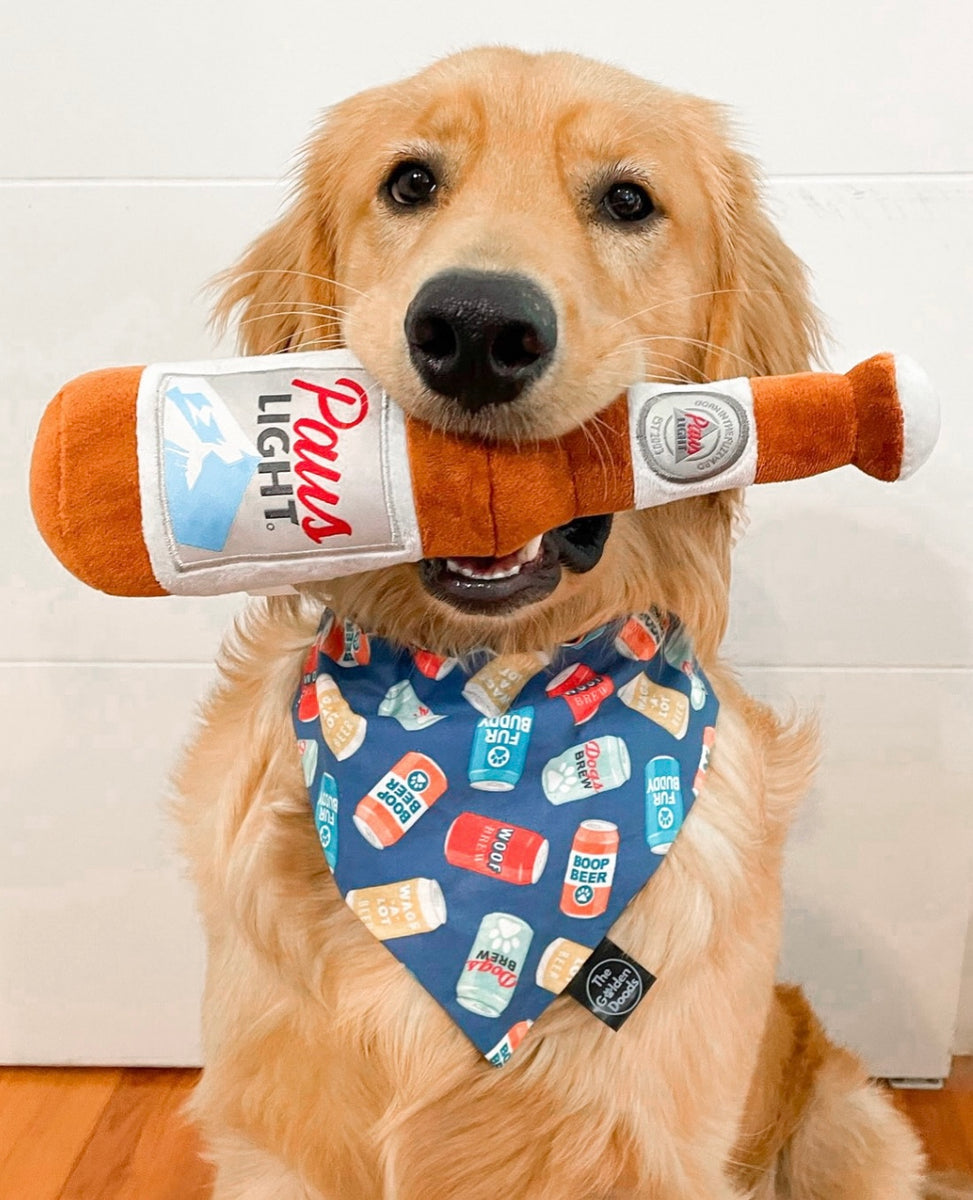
[175,46,960,1200]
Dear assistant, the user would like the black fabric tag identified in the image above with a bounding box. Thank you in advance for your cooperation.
[566,937,656,1030]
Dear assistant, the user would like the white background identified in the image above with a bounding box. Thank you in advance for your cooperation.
[2,0,971,1072]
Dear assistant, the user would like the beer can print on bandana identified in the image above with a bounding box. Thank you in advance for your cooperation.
[468,707,534,790]
[292,609,719,1064]
[542,736,631,804]
[444,813,549,885]
[354,752,448,848]
[545,664,615,725]
[379,680,446,730]
[314,772,340,869]
[618,674,689,739]
[457,912,534,1018]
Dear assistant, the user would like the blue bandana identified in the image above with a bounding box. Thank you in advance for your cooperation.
[292,609,718,1065]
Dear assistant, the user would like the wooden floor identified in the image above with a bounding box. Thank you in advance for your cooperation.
[0,1060,970,1199]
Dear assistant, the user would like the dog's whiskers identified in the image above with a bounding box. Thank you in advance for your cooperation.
[612,343,708,383]
[288,334,349,352]
[607,286,797,331]
[238,310,348,332]
[231,267,370,300]
[578,416,611,493]
[599,356,694,389]
[612,332,759,379]
[652,335,758,377]
[261,328,348,355]
[617,336,761,381]
[243,299,352,316]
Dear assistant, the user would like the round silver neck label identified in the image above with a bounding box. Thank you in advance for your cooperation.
[636,390,750,482]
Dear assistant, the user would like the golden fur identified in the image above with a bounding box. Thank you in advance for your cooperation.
[177,47,956,1199]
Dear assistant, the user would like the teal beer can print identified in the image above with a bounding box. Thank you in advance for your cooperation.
[456,912,533,1018]
[645,755,684,854]
[468,706,534,791]
[314,771,339,869]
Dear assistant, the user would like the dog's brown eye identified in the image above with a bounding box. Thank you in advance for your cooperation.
[602,182,655,222]
[387,161,437,206]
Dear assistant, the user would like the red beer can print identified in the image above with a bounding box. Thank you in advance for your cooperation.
[321,617,371,667]
[546,663,592,698]
[693,725,717,797]
[317,611,338,653]
[615,612,666,661]
[297,642,320,722]
[354,751,448,849]
[560,820,619,918]
[412,648,457,680]
[444,812,549,885]
[545,663,614,725]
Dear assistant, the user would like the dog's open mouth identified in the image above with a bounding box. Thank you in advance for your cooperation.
[418,514,613,614]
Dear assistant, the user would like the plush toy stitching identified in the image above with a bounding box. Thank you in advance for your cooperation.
[485,441,499,555]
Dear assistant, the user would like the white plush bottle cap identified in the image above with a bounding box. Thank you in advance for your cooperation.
[894,354,941,480]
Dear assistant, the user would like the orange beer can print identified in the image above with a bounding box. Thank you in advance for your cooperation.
[296,642,320,722]
[412,648,457,680]
[486,1018,533,1066]
[354,751,448,848]
[614,610,667,661]
[560,819,619,919]
[320,613,371,667]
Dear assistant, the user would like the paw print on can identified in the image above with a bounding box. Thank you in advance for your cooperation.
[486,913,527,955]
[490,745,511,768]
[406,767,430,792]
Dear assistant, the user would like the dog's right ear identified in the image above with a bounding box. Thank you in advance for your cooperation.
[211,146,341,357]
[693,105,825,381]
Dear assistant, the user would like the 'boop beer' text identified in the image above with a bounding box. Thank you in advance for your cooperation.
[254,376,370,542]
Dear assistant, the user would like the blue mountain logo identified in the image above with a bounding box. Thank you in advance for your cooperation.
[163,383,260,552]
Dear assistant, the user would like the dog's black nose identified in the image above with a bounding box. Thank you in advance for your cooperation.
[405,270,557,411]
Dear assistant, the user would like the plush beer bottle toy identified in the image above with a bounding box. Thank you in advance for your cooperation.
[29,349,938,597]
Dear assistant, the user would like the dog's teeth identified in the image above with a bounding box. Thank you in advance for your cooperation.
[446,560,485,579]
[445,557,524,581]
[518,535,544,564]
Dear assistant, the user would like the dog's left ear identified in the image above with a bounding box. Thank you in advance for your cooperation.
[210,119,345,356]
[701,136,824,381]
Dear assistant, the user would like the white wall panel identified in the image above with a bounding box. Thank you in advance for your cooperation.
[728,179,973,669]
[3,0,972,179]
[959,921,973,1052]
[743,668,973,1080]
[0,664,210,1064]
